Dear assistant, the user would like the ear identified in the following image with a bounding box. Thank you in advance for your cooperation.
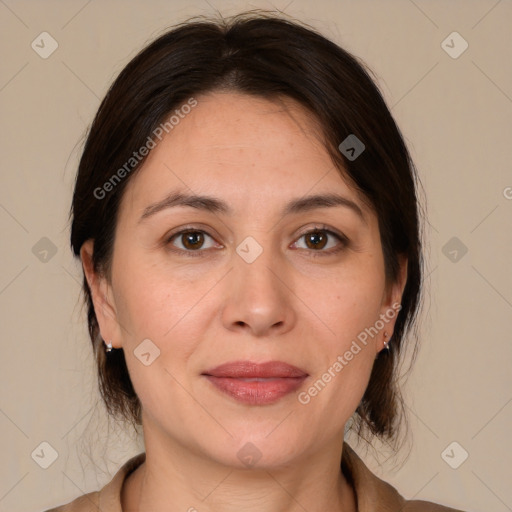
[80,240,123,349]
[378,254,408,350]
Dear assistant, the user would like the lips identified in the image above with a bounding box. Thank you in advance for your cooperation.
[202,361,308,405]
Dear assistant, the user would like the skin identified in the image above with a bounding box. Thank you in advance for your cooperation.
[81,91,407,512]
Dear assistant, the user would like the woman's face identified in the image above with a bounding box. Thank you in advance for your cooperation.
[84,91,406,468]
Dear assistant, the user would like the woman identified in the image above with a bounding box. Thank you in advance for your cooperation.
[45,11,466,512]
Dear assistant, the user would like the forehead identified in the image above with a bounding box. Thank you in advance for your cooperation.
[119,91,370,219]
[187,92,321,141]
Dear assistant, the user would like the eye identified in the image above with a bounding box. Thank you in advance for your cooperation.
[166,229,220,256]
[164,225,348,258]
[291,227,348,256]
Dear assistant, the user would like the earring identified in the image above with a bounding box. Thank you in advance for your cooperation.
[383,332,391,351]
[105,340,113,352]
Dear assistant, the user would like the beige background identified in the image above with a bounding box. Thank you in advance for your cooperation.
[1,0,511,511]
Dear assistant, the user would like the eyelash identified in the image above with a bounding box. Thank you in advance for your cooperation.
[164,225,349,259]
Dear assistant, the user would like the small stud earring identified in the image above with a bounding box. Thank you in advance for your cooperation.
[105,340,113,352]
[383,331,391,351]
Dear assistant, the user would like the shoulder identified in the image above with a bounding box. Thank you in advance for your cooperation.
[342,442,467,512]
[400,499,466,511]
[41,491,100,512]
[41,452,146,512]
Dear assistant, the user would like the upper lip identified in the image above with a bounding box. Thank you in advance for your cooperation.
[203,360,308,378]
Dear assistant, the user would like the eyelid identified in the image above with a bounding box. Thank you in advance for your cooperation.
[295,224,347,242]
[291,224,349,256]
[164,224,224,254]
[165,224,223,243]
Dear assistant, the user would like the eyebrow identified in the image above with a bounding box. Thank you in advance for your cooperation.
[139,191,366,224]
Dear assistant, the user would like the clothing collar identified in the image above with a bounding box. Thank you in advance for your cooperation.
[97,441,406,511]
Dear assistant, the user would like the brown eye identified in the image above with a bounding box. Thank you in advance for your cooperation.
[180,231,205,250]
[304,230,328,250]
[292,227,348,257]
[167,229,218,254]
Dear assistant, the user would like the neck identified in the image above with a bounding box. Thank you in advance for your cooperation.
[121,423,356,512]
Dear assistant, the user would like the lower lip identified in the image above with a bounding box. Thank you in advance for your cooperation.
[204,376,307,405]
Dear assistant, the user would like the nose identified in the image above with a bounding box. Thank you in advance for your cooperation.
[221,241,296,338]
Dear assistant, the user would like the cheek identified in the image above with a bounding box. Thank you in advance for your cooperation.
[112,264,207,422]
[306,261,386,347]
[114,256,187,335]
[298,259,385,412]
[112,256,218,370]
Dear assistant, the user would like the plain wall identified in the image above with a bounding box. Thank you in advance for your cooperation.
[1,1,511,511]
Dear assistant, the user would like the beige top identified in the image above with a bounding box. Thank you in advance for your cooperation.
[44,442,465,512]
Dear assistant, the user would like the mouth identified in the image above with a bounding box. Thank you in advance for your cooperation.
[202,360,308,405]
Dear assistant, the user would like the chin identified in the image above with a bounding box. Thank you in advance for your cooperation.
[193,426,308,470]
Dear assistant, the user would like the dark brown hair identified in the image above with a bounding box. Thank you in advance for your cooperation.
[70,11,423,443]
